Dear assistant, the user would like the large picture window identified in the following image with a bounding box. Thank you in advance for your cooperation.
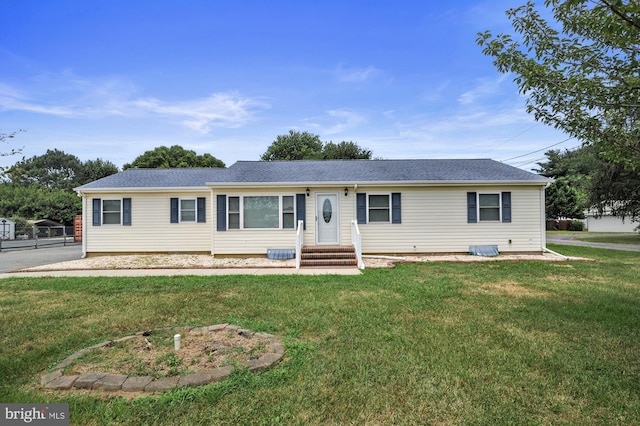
[244,196,279,228]
[226,195,296,229]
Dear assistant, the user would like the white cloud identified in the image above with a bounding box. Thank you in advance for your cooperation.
[0,75,269,133]
[334,64,381,83]
[131,93,269,133]
[457,75,509,105]
[301,108,367,135]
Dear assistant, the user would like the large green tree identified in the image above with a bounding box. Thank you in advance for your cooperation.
[536,146,596,218]
[261,130,324,161]
[477,0,640,172]
[261,130,373,161]
[123,145,225,169]
[3,149,117,192]
[322,141,372,160]
[1,149,118,224]
[0,184,81,224]
[537,146,640,222]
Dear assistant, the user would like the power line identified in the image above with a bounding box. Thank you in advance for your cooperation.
[483,123,539,154]
[501,137,575,162]
[507,144,583,170]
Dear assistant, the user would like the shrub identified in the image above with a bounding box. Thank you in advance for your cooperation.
[569,220,584,231]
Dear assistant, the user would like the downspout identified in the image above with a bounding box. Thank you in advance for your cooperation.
[541,182,550,252]
[80,192,87,258]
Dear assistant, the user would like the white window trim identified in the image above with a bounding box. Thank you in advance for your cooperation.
[179,198,197,223]
[477,192,502,222]
[367,193,391,223]
[227,194,297,230]
[102,199,122,225]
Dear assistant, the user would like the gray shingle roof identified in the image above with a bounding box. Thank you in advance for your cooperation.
[75,168,227,190]
[219,159,548,183]
[76,159,548,191]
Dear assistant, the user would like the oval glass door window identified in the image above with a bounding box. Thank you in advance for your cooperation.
[322,199,332,223]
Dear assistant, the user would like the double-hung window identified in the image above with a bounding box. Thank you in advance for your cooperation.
[478,194,501,221]
[102,199,122,224]
[170,197,206,223]
[92,198,131,226]
[356,193,401,224]
[180,199,197,222]
[368,194,390,222]
[226,195,295,229]
[467,192,511,223]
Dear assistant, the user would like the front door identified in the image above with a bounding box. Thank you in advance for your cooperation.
[316,193,339,245]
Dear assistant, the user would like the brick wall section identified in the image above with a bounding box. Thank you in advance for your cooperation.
[74,215,82,242]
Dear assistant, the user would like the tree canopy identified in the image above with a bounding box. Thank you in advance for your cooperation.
[261,130,373,161]
[537,146,640,222]
[124,145,225,169]
[477,1,640,172]
[3,149,118,192]
[1,149,118,224]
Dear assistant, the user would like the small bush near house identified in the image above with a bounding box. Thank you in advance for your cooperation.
[569,220,584,231]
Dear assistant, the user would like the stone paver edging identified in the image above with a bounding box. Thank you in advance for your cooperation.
[41,324,284,393]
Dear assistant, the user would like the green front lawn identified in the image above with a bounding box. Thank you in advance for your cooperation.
[576,234,640,245]
[1,244,639,425]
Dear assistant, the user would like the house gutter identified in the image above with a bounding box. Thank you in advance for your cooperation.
[206,179,551,189]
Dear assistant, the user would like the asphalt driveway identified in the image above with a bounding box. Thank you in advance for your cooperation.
[547,233,640,252]
[0,243,82,273]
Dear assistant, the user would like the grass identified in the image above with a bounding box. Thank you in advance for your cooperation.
[1,244,639,424]
[575,234,640,245]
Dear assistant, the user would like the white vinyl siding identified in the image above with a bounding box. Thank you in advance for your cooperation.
[356,186,544,254]
[85,192,211,254]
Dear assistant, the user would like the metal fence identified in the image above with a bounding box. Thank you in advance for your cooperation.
[0,225,79,252]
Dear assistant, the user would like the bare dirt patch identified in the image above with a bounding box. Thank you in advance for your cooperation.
[64,327,270,379]
[471,280,550,298]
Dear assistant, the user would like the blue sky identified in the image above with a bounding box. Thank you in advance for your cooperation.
[0,0,577,172]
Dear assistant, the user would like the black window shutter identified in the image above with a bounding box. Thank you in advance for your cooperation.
[296,193,306,230]
[123,198,132,226]
[197,197,206,223]
[391,193,401,224]
[216,194,227,231]
[356,193,367,224]
[170,198,179,223]
[92,198,101,226]
[467,192,477,223]
[502,192,512,223]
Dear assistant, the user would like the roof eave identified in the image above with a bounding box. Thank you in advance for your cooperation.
[206,179,550,188]
[75,186,211,194]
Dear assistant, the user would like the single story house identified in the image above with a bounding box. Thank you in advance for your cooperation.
[75,159,551,268]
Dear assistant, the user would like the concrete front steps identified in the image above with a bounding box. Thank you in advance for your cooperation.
[300,245,358,268]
